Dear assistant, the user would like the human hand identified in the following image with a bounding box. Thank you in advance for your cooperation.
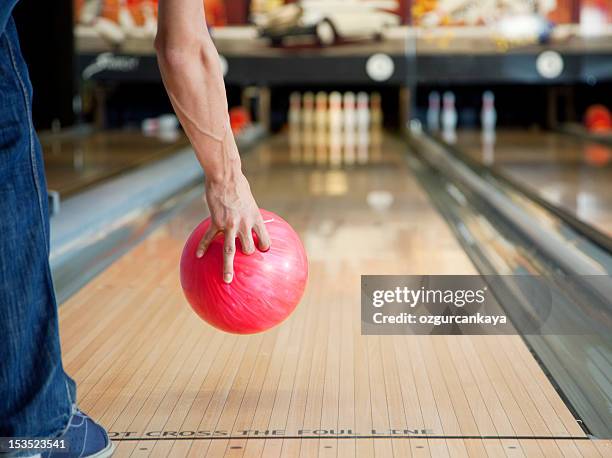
[197,173,271,283]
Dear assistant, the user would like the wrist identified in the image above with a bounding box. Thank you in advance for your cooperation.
[205,157,243,186]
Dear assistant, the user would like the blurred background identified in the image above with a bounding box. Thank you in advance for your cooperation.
[12,1,612,196]
[10,0,612,234]
[14,0,612,131]
[12,0,612,255]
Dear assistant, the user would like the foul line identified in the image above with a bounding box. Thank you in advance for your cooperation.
[112,435,591,441]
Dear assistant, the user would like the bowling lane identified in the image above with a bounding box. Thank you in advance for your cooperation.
[59,133,591,457]
[451,129,612,237]
[42,129,189,197]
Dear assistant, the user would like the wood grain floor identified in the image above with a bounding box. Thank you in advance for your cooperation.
[59,133,607,457]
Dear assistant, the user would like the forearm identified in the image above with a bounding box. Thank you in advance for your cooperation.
[155,0,240,183]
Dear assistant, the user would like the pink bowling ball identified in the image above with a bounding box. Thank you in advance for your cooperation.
[180,209,308,334]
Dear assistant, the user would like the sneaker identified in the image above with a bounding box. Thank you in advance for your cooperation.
[41,410,114,457]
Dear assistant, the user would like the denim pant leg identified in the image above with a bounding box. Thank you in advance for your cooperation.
[0,17,76,438]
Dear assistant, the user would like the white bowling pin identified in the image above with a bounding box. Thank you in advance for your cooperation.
[302,92,315,164]
[356,92,370,131]
[441,91,457,143]
[441,91,456,130]
[343,92,356,134]
[328,92,343,167]
[329,92,343,134]
[315,91,328,134]
[289,91,301,127]
[356,92,370,164]
[315,92,328,164]
[343,92,356,165]
[289,92,302,163]
[302,92,315,131]
[481,90,497,134]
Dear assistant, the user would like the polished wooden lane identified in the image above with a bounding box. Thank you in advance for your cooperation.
[452,129,612,237]
[59,133,602,457]
[42,130,189,197]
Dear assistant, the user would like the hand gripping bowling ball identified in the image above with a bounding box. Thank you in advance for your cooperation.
[180,209,308,334]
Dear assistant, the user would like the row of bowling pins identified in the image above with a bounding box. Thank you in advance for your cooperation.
[427,91,497,143]
[289,91,383,134]
[288,91,383,167]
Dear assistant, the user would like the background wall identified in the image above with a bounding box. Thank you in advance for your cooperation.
[13,0,75,130]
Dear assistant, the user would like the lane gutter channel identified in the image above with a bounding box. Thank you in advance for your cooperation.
[404,130,612,439]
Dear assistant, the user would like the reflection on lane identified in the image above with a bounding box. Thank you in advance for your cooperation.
[240,132,479,275]
[41,130,189,197]
[453,130,612,237]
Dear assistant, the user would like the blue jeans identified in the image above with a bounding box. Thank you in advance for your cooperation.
[0,17,76,439]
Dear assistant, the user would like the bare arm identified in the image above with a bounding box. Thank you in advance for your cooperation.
[155,0,269,283]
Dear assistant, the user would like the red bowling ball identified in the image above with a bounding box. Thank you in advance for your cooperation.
[180,209,308,334]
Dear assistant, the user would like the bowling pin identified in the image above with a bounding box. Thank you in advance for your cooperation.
[481,90,496,164]
[371,92,383,131]
[300,92,314,164]
[289,93,302,163]
[481,90,497,136]
[329,92,343,167]
[315,92,328,165]
[328,92,343,134]
[427,91,440,131]
[302,92,315,131]
[343,92,357,165]
[301,92,315,164]
[315,91,329,133]
[289,91,301,127]
[343,92,356,134]
[366,92,382,163]
[356,92,370,164]
[441,91,457,143]
[356,92,370,131]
